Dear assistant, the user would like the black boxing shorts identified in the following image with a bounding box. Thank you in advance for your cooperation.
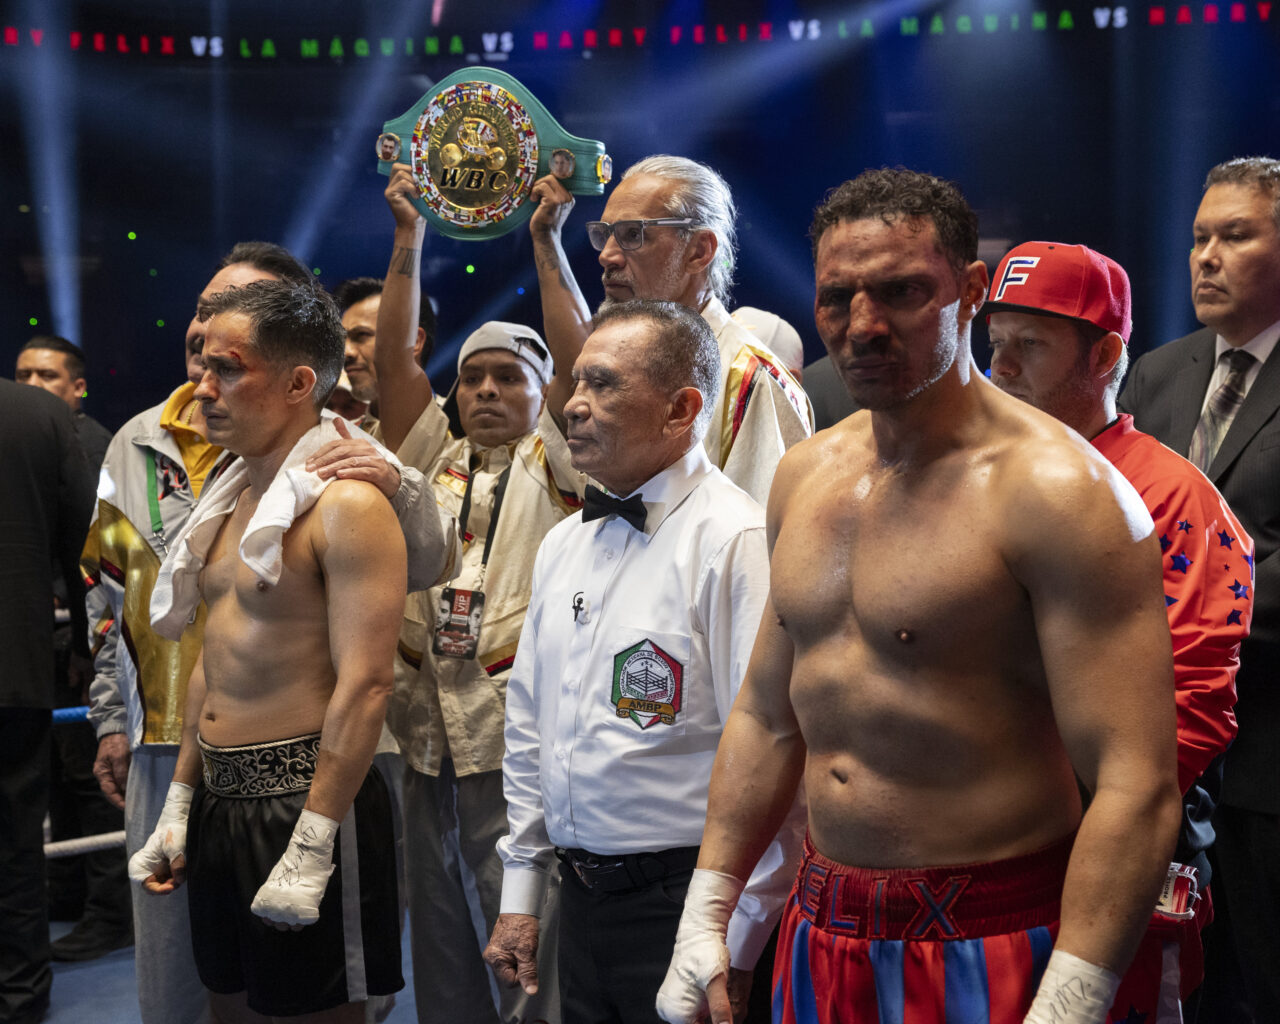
[186,733,403,1016]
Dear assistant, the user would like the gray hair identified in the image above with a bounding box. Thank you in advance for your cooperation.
[592,299,721,443]
[622,155,737,306]
[1205,156,1280,228]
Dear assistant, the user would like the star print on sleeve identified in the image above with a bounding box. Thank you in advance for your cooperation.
[1229,579,1250,600]
[1159,534,1172,553]
[1177,519,1194,533]
[1227,608,1243,625]
[1244,552,1255,578]
[1170,553,1193,574]
[1217,530,1236,549]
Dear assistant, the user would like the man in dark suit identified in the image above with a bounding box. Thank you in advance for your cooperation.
[0,379,95,1024]
[1119,155,1280,1022]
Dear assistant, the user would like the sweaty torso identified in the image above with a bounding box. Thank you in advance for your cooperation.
[197,491,337,746]
[772,411,1083,868]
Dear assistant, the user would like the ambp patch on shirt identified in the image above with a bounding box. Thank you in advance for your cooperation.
[611,639,683,729]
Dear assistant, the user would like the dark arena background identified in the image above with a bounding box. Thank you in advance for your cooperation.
[2,0,1278,432]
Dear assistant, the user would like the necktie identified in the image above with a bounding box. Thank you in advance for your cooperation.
[1189,348,1256,472]
[582,484,647,531]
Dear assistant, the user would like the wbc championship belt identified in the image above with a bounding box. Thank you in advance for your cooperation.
[376,67,612,241]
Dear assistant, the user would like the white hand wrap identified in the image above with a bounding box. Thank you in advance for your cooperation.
[128,781,193,885]
[250,808,340,927]
[655,868,744,1024]
[1023,950,1120,1024]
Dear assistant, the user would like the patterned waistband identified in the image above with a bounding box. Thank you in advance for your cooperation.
[198,733,320,798]
[792,830,1074,941]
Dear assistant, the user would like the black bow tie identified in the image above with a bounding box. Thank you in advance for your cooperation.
[582,484,647,531]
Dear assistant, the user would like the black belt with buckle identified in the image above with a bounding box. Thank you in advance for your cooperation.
[555,845,700,893]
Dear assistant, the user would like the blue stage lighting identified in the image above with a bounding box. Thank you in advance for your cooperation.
[16,0,79,345]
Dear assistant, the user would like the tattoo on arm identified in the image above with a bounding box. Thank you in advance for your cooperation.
[390,246,419,277]
[534,244,577,297]
[534,247,561,274]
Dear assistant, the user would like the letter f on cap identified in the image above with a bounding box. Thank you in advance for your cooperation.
[992,256,1040,301]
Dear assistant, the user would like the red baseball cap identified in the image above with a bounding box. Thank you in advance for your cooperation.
[985,241,1132,343]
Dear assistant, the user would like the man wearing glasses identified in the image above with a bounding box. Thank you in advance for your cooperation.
[528,155,813,505]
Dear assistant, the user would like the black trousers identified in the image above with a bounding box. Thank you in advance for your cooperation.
[1193,804,1280,1023]
[0,709,51,1022]
[47,719,129,927]
[558,860,690,1024]
[46,630,129,929]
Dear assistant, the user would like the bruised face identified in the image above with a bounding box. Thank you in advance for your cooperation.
[455,350,544,448]
[813,216,985,411]
[193,312,296,457]
[16,348,83,410]
[185,263,280,385]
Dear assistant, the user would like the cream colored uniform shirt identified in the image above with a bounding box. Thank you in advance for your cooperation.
[387,402,583,777]
[701,297,813,506]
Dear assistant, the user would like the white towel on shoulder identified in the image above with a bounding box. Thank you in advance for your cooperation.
[149,412,398,640]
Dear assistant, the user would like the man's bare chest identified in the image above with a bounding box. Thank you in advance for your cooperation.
[772,465,1028,656]
[200,500,324,619]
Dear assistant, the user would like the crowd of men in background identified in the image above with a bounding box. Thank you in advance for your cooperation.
[0,152,1276,1024]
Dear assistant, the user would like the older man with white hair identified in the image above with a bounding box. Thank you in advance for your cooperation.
[526,154,812,505]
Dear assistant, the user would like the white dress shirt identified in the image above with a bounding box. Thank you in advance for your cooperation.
[498,443,803,966]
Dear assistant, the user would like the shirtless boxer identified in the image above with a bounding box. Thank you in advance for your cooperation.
[132,280,408,1023]
[657,169,1182,1024]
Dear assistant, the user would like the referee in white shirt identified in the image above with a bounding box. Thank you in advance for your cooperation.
[484,301,803,1023]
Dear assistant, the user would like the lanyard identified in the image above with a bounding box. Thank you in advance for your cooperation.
[144,449,167,554]
[458,462,512,584]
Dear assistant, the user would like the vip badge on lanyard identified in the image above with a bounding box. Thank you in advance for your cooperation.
[376,67,612,241]
[433,587,486,660]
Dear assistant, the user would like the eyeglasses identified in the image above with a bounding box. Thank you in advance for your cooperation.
[585,218,696,252]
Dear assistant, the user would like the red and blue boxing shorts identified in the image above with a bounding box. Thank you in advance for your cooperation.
[773,833,1069,1024]
[773,833,1205,1023]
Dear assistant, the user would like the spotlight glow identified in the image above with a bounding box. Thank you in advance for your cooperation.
[17,0,79,345]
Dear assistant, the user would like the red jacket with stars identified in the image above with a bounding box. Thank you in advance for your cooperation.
[1093,415,1253,799]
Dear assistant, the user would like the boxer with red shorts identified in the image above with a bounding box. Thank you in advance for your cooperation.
[773,835,1068,1024]
[655,171,1181,1024]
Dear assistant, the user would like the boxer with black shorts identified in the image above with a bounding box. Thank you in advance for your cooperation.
[131,280,415,1023]
[186,735,402,1017]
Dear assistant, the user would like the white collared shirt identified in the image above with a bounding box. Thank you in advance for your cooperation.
[1200,316,1280,415]
[498,444,801,965]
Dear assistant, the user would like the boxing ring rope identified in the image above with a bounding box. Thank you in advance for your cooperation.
[46,704,129,858]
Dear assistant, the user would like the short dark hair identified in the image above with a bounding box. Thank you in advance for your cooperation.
[592,299,721,441]
[20,335,86,379]
[197,281,344,406]
[1204,156,1280,228]
[217,242,312,286]
[332,276,437,369]
[332,276,383,311]
[810,167,979,272]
